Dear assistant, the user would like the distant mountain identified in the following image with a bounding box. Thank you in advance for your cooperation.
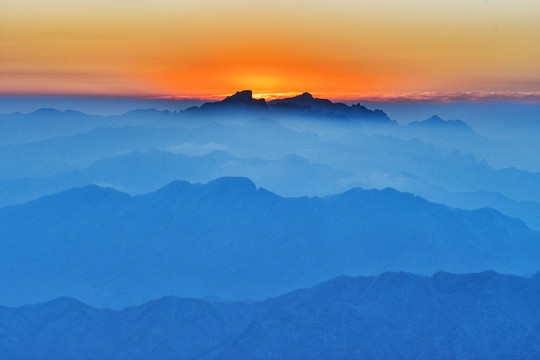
[0,149,350,206]
[0,118,325,180]
[378,114,493,155]
[0,177,539,307]
[220,90,267,106]
[0,126,185,179]
[1,270,539,359]
[183,90,268,117]
[0,108,101,145]
[3,114,540,206]
[0,91,390,147]
[183,90,391,122]
[197,90,267,111]
[0,108,182,146]
[4,145,540,231]
[407,114,473,130]
[268,92,391,121]
[420,189,540,232]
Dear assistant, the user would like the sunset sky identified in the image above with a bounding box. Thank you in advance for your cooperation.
[2,0,540,101]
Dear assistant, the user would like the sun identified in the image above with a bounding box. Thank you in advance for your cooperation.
[232,75,283,94]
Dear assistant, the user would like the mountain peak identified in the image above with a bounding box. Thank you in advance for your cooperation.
[296,92,314,100]
[406,114,473,131]
[426,114,445,123]
[267,92,390,121]
[419,114,471,129]
[221,90,266,106]
[28,108,88,118]
[224,90,253,102]
[42,296,89,309]
[273,92,323,106]
[42,184,130,205]
[29,108,63,116]
[206,176,257,194]
[151,177,259,201]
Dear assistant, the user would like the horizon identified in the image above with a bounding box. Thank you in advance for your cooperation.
[3,90,540,105]
[3,91,540,127]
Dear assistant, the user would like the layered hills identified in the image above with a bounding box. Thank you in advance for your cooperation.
[1,177,539,307]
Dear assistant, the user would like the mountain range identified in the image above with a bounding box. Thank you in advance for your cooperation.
[1,270,539,359]
[1,177,539,308]
[1,92,540,358]
[184,90,392,122]
[0,150,350,206]
[3,101,540,233]
[0,91,392,145]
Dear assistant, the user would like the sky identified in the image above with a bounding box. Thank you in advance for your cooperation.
[1,0,540,101]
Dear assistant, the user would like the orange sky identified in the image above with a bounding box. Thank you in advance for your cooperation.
[2,0,540,100]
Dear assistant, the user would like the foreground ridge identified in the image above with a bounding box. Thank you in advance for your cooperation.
[1,176,539,308]
[2,270,540,360]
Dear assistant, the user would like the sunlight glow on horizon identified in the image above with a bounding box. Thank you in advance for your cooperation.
[2,0,540,100]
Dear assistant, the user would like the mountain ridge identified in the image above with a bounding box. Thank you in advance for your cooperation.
[181,90,392,122]
[1,270,539,359]
[407,114,473,130]
[1,176,539,307]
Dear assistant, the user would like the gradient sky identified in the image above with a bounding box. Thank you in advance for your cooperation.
[2,0,540,100]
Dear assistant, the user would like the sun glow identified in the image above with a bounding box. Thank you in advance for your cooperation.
[1,0,540,99]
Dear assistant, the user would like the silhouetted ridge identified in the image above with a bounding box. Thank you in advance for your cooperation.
[186,90,390,121]
[40,296,90,310]
[123,109,175,117]
[408,114,472,130]
[149,179,192,197]
[28,108,88,118]
[426,114,445,123]
[206,176,258,195]
[2,270,540,359]
[30,108,63,116]
[270,92,339,110]
[37,184,131,205]
[222,90,266,105]
[137,295,214,315]
[140,177,259,204]
[268,92,391,121]
[326,186,424,207]
[297,92,314,100]
[1,177,539,308]
[198,90,267,111]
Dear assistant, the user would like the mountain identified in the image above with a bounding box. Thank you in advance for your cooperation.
[0,150,350,206]
[371,114,494,157]
[183,90,391,122]
[420,189,540,232]
[0,108,182,146]
[0,91,391,143]
[3,113,540,208]
[219,90,267,106]
[0,108,101,146]
[0,117,326,180]
[0,126,186,179]
[268,92,391,121]
[407,114,473,130]
[5,138,540,231]
[0,177,539,308]
[1,271,539,359]
[185,90,268,116]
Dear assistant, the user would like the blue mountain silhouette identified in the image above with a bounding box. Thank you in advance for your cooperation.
[0,177,539,307]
